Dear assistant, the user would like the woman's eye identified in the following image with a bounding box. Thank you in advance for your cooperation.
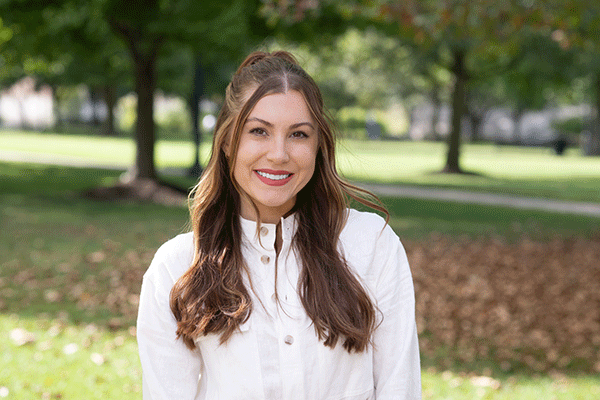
[249,128,267,136]
[291,131,308,138]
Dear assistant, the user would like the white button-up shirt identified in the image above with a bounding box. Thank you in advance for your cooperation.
[137,209,421,399]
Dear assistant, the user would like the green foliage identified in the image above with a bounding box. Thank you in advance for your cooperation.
[269,27,421,110]
[156,109,192,140]
[0,16,13,47]
[334,106,409,139]
[115,94,136,134]
[552,117,585,137]
[335,0,567,171]
[2,0,270,178]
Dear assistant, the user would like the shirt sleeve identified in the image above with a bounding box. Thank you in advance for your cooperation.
[372,225,422,400]
[137,242,203,400]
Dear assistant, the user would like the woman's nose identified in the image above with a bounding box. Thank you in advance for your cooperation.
[266,136,290,163]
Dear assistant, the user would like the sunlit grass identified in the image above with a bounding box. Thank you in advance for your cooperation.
[337,139,600,202]
[1,163,188,398]
[420,368,600,399]
[1,315,141,399]
[0,130,210,169]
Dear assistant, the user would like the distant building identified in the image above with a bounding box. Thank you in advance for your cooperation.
[408,102,591,145]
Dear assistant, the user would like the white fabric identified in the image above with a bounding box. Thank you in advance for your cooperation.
[137,209,421,399]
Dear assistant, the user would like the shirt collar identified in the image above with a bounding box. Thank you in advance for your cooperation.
[240,213,298,251]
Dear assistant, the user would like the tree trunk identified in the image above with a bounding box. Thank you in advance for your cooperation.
[102,84,117,136]
[188,57,204,176]
[131,51,158,180]
[89,88,102,126]
[443,50,467,173]
[429,87,441,141]
[106,17,161,182]
[587,73,600,156]
[469,112,482,142]
[512,107,524,145]
[50,84,63,130]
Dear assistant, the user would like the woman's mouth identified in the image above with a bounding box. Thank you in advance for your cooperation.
[255,170,294,186]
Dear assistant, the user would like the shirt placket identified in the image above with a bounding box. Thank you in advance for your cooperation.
[244,217,307,399]
[277,225,306,400]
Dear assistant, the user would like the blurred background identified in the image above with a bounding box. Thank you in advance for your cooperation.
[1,1,600,399]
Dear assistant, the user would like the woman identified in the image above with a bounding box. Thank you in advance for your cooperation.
[137,51,421,399]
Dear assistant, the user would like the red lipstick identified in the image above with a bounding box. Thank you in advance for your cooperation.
[254,169,294,186]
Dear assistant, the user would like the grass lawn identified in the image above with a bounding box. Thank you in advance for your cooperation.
[2,130,600,202]
[338,139,600,203]
[1,161,599,398]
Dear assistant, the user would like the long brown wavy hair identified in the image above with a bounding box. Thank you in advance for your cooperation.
[170,51,388,352]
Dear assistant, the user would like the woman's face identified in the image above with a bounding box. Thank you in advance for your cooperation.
[231,90,319,223]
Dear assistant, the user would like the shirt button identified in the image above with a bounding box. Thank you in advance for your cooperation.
[260,255,270,264]
[284,335,294,345]
[260,227,269,236]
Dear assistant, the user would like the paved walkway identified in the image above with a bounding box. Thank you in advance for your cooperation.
[2,149,600,217]
[357,183,600,217]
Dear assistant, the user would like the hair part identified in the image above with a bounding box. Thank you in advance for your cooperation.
[170,50,388,352]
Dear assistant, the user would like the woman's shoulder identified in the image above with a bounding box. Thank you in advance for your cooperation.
[340,208,400,253]
[144,231,195,285]
[343,208,392,238]
[340,209,406,282]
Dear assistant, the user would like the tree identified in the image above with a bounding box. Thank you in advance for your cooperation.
[1,0,130,134]
[0,1,67,128]
[102,0,265,184]
[368,1,559,172]
[463,32,578,144]
[269,27,422,111]
[262,0,556,172]
[556,1,600,155]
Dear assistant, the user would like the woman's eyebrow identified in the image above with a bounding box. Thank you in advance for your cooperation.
[246,117,315,130]
[290,122,315,130]
[246,117,273,127]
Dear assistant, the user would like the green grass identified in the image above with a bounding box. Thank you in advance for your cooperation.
[420,368,600,399]
[2,130,600,202]
[1,164,189,398]
[1,161,600,398]
[1,315,141,399]
[0,130,210,169]
[338,140,600,203]
[377,196,600,241]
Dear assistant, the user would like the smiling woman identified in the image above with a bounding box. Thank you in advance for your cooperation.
[136,51,422,400]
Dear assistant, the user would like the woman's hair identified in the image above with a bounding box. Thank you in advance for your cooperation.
[170,50,388,352]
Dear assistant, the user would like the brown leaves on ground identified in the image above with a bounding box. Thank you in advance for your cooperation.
[0,237,154,330]
[405,234,600,374]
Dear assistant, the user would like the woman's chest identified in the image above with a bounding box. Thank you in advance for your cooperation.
[193,238,376,399]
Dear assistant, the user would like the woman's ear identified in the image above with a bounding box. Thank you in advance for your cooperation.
[222,142,230,159]
[222,133,232,159]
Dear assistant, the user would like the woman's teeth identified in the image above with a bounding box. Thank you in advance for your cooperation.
[256,171,291,180]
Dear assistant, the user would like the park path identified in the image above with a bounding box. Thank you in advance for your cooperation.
[2,149,600,217]
[357,183,600,217]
